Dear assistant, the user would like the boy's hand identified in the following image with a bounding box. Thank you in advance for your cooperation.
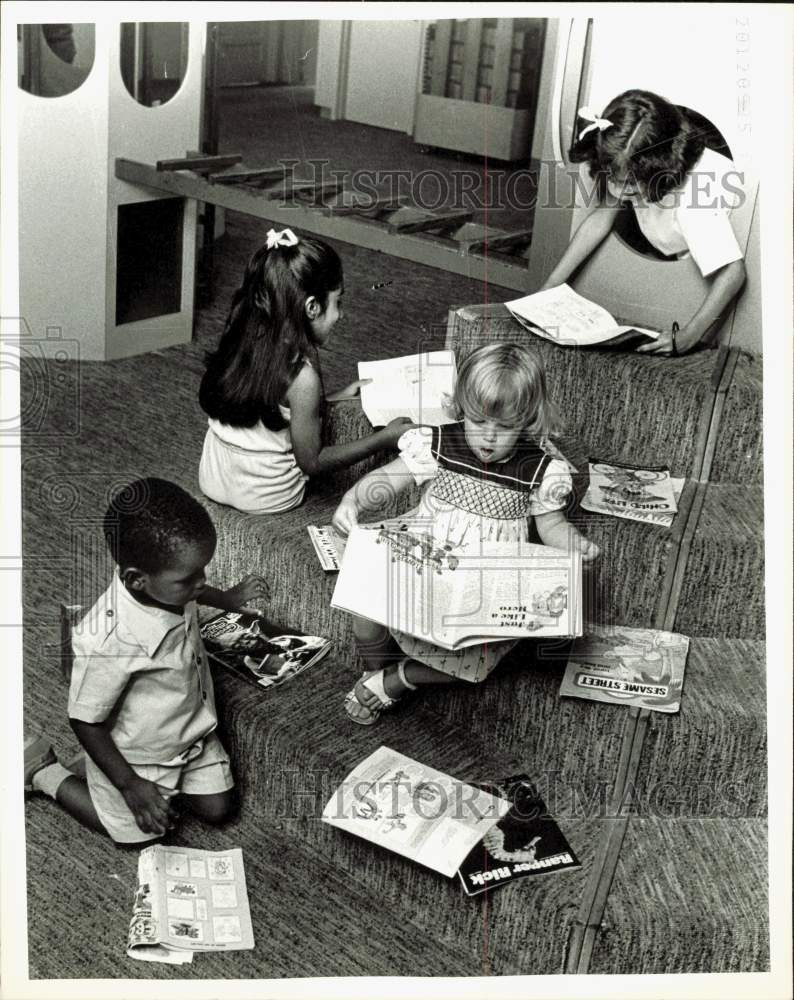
[332,495,359,537]
[122,777,178,836]
[223,574,269,614]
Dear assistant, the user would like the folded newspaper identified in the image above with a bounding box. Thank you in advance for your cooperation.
[331,524,582,649]
[358,350,457,426]
[457,775,581,896]
[127,845,254,964]
[200,610,331,689]
[506,283,659,348]
[581,460,681,526]
[322,746,509,877]
[559,625,690,713]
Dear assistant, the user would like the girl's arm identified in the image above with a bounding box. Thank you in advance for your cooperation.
[540,205,621,290]
[287,365,413,476]
[332,456,415,535]
[535,509,600,563]
[637,258,747,355]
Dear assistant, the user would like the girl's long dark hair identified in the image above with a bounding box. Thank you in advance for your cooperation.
[569,89,706,203]
[199,234,343,430]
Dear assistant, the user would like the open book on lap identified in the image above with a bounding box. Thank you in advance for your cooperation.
[506,284,660,349]
[331,524,582,650]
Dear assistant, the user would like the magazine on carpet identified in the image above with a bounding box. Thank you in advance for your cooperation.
[127,845,254,964]
[200,610,331,689]
[357,350,457,426]
[331,524,582,649]
[559,625,690,713]
[505,284,660,348]
[580,459,681,525]
[457,775,581,896]
[321,746,509,878]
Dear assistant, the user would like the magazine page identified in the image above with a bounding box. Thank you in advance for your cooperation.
[559,625,690,713]
[321,746,509,878]
[580,460,679,523]
[152,846,255,952]
[505,284,658,347]
[331,524,582,649]
[457,775,581,897]
[307,524,348,571]
[127,847,193,964]
[358,350,457,426]
[201,611,331,688]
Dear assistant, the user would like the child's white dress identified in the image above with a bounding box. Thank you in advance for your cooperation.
[389,424,573,683]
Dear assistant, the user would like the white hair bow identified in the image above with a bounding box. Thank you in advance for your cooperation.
[577,106,614,140]
[266,228,299,250]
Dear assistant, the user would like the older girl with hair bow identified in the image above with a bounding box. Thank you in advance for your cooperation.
[199,229,414,513]
[541,89,746,357]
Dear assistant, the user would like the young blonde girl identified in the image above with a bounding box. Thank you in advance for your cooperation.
[199,228,412,513]
[332,342,599,725]
[543,89,746,356]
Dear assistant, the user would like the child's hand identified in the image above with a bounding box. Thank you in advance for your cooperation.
[122,777,178,836]
[223,574,269,614]
[332,495,359,537]
[381,416,417,446]
[575,535,600,564]
[327,379,372,402]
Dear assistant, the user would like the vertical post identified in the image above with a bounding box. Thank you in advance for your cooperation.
[460,19,483,102]
[429,20,453,96]
[490,19,514,108]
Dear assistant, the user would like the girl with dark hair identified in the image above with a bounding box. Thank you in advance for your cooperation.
[541,89,747,356]
[199,229,413,513]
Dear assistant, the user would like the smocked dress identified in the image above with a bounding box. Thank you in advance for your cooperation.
[389,424,573,682]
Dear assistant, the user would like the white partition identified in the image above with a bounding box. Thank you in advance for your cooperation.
[18,20,205,361]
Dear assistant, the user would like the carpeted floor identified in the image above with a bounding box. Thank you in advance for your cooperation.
[19,82,769,981]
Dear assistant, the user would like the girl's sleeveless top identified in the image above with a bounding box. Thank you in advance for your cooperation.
[199,404,308,514]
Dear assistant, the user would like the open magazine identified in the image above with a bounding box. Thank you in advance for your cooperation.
[559,625,690,713]
[358,350,457,426]
[127,845,254,964]
[505,284,660,348]
[457,775,580,896]
[580,460,681,525]
[321,746,509,878]
[331,524,582,649]
[200,610,331,689]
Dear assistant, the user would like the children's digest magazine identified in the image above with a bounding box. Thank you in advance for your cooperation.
[357,350,457,426]
[457,775,581,896]
[322,746,509,878]
[559,625,690,713]
[506,283,659,348]
[127,845,254,963]
[580,460,681,525]
[200,610,331,688]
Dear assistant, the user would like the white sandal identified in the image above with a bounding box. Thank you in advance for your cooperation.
[344,659,417,726]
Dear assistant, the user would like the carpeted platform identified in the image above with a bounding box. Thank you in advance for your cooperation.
[20,215,767,977]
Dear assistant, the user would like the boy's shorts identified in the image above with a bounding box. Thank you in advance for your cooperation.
[86,731,234,844]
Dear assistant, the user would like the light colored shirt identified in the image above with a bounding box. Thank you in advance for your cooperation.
[199,404,308,514]
[68,577,218,765]
[626,148,744,277]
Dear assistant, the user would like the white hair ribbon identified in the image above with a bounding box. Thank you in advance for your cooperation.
[577,106,614,141]
[265,228,299,250]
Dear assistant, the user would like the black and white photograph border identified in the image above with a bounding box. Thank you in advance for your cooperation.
[1,2,792,999]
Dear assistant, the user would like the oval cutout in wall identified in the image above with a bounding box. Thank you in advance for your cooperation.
[18,24,95,97]
[613,106,733,261]
[120,22,189,107]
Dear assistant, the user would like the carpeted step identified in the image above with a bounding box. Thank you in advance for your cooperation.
[671,483,765,638]
[210,662,607,976]
[631,639,766,819]
[585,817,769,973]
[446,303,723,479]
[707,350,763,484]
